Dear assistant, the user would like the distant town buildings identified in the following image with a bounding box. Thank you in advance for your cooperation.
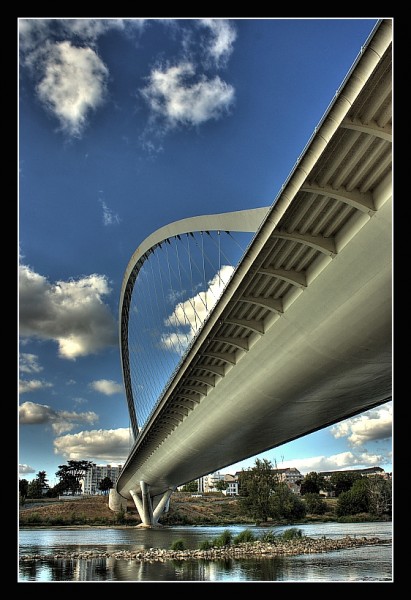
[318,466,389,479]
[81,463,123,495]
[189,465,389,497]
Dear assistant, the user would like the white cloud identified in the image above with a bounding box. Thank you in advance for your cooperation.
[35,40,109,137]
[54,428,130,462]
[19,19,51,52]
[19,379,53,394]
[331,403,392,446]
[141,62,235,128]
[19,353,43,374]
[199,19,237,67]
[61,19,126,42]
[19,18,145,53]
[281,450,390,475]
[90,379,123,396]
[161,265,234,350]
[19,264,117,360]
[19,464,36,474]
[100,200,120,226]
[19,401,98,435]
[73,397,87,404]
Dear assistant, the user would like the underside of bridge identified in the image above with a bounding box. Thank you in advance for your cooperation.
[111,19,392,526]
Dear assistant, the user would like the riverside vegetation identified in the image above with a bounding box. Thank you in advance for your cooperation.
[19,459,392,527]
[19,493,391,528]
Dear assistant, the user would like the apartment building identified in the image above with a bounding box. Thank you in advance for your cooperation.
[81,463,123,495]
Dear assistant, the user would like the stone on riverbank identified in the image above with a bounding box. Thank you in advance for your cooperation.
[19,535,390,563]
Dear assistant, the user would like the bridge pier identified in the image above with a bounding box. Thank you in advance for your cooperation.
[108,488,127,512]
[130,482,175,528]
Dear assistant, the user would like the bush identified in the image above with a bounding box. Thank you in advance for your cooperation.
[115,505,127,525]
[233,529,256,544]
[171,539,186,551]
[304,493,327,515]
[212,529,233,547]
[260,530,277,543]
[199,539,213,550]
[24,513,42,524]
[281,527,303,541]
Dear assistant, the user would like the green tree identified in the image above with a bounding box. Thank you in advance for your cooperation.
[215,480,228,492]
[300,472,325,495]
[330,471,362,497]
[336,478,369,516]
[238,458,279,522]
[27,479,43,499]
[366,476,392,516]
[270,483,306,520]
[19,478,29,500]
[304,493,327,515]
[181,480,198,493]
[36,471,48,486]
[98,477,113,495]
[56,460,93,495]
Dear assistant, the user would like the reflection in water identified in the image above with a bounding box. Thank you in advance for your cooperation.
[19,522,392,582]
[18,547,391,582]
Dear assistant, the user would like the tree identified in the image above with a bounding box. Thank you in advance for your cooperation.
[366,476,392,516]
[215,480,228,492]
[300,472,325,495]
[304,493,327,515]
[336,478,369,516]
[330,471,362,497]
[181,480,198,493]
[27,479,43,499]
[56,460,93,495]
[46,481,67,498]
[270,483,306,520]
[98,477,113,495]
[238,458,279,522]
[19,479,29,500]
[36,471,48,486]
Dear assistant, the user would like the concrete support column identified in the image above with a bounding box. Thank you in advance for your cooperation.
[140,480,154,526]
[108,488,127,512]
[129,489,144,522]
[153,488,175,525]
[129,485,175,527]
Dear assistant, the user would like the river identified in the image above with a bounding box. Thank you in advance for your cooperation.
[19,521,392,582]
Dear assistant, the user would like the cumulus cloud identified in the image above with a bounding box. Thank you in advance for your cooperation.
[19,19,52,52]
[90,379,123,396]
[19,401,98,435]
[54,428,130,462]
[19,379,53,394]
[19,19,142,137]
[281,450,390,475]
[161,265,234,351]
[19,264,117,360]
[19,353,43,374]
[331,403,392,447]
[100,200,120,226]
[19,464,36,474]
[34,40,109,137]
[141,62,235,129]
[199,19,237,67]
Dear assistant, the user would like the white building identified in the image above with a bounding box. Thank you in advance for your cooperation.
[81,464,123,495]
[223,474,239,496]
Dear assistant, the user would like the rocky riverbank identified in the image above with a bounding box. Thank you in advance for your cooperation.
[19,535,389,563]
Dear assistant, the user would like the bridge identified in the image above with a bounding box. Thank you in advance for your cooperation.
[109,19,392,527]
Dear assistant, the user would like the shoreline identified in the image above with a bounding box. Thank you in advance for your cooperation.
[19,535,390,563]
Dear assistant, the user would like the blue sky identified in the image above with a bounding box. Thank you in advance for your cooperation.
[18,18,392,485]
